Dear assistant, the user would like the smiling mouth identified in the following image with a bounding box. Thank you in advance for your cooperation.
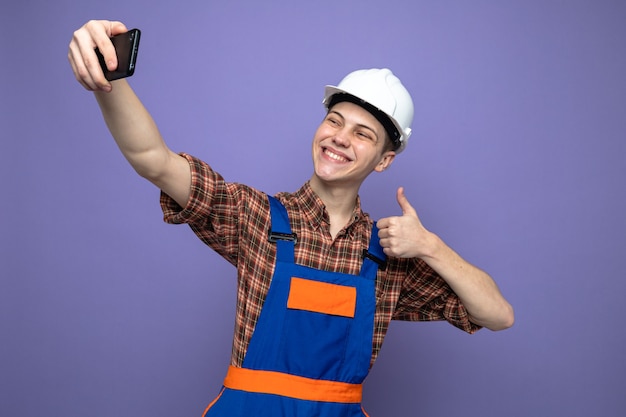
[323,147,351,162]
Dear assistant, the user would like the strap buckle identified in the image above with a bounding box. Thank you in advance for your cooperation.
[268,231,298,244]
[362,249,386,269]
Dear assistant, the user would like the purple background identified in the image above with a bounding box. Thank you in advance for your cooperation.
[2,1,625,416]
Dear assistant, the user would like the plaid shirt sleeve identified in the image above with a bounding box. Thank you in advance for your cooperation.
[160,153,267,266]
[390,257,481,334]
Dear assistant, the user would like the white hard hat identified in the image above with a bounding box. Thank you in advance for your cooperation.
[323,68,414,153]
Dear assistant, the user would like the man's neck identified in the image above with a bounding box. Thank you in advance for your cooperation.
[309,175,361,238]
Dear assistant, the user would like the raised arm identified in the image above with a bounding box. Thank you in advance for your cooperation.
[68,20,191,207]
[377,187,515,331]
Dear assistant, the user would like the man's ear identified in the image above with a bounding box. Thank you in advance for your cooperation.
[374,151,396,172]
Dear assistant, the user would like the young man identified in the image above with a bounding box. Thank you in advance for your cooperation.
[69,20,513,417]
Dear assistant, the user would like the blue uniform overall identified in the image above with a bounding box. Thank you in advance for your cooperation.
[203,195,386,417]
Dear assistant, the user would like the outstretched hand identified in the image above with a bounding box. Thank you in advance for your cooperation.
[376,187,432,259]
[68,20,128,92]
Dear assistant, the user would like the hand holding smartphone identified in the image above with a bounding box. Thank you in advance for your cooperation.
[95,29,141,81]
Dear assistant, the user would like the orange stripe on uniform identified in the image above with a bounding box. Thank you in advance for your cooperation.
[201,387,224,417]
[223,366,363,403]
[287,277,357,318]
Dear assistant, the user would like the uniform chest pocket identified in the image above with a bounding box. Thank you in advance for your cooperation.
[280,277,358,379]
[287,277,356,318]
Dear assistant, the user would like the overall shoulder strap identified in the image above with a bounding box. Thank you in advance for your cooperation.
[267,195,296,263]
[360,222,387,278]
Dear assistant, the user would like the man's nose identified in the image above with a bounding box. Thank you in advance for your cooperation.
[332,127,351,147]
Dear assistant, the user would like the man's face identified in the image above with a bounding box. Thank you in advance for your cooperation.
[311,101,396,188]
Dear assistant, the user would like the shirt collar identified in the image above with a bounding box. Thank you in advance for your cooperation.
[294,181,369,236]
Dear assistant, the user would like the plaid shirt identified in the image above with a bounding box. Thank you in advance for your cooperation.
[161,154,480,368]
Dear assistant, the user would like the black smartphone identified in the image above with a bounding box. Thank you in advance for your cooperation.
[96,29,141,81]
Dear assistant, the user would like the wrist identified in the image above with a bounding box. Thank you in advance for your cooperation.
[419,231,445,262]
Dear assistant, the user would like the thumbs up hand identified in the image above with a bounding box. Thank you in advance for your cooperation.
[377,188,516,331]
[376,187,432,259]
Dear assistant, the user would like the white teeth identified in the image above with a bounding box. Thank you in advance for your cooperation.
[324,148,348,162]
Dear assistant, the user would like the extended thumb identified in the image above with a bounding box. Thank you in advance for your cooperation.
[396,187,416,215]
